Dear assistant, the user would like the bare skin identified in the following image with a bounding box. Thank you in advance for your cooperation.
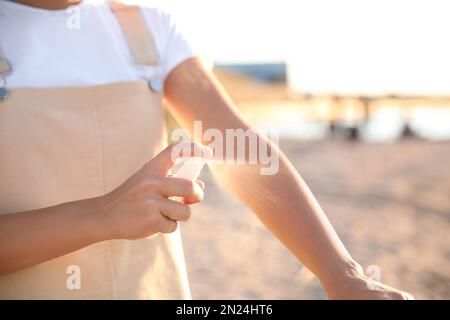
[164,58,413,300]
[0,142,210,274]
[0,0,414,300]
[9,0,81,10]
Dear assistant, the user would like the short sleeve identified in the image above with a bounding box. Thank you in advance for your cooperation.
[140,6,198,81]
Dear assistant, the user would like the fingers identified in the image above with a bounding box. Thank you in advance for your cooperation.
[156,197,192,233]
[156,176,204,203]
[146,196,193,235]
[134,142,211,236]
[159,197,192,222]
[148,142,213,175]
[157,215,178,234]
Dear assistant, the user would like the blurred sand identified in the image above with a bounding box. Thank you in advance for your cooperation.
[181,138,450,299]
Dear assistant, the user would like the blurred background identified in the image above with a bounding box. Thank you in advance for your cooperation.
[149,0,449,299]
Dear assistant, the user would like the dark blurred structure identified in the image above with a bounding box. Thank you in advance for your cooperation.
[215,63,288,84]
[214,62,450,142]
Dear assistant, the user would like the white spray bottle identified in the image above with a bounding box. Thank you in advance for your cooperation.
[163,156,208,300]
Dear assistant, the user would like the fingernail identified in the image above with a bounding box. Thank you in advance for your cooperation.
[196,179,205,190]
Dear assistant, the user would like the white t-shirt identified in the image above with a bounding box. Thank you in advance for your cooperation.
[0,0,196,89]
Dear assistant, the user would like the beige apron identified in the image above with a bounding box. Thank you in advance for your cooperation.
[0,2,191,299]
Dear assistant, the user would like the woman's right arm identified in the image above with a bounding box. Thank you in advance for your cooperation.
[0,143,210,275]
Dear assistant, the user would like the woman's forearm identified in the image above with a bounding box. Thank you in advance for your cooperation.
[209,147,361,292]
[0,197,104,274]
[0,142,209,276]
[164,58,362,292]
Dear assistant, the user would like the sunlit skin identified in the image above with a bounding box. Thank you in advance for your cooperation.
[9,0,81,10]
[0,0,414,300]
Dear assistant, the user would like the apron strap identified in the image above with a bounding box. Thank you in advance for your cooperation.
[0,45,11,75]
[109,1,160,66]
[0,58,11,75]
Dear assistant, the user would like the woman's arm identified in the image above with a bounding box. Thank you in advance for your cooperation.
[0,143,208,275]
[164,58,413,299]
[0,197,104,274]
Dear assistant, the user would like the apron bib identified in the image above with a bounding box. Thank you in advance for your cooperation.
[0,2,190,299]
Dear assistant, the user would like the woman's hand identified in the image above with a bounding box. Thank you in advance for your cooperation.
[164,58,414,300]
[98,142,212,240]
[0,142,211,274]
[325,263,415,300]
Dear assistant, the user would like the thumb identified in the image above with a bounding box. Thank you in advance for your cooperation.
[147,142,213,175]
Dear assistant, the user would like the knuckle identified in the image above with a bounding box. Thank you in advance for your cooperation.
[142,164,156,175]
[134,181,151,193]
[145,198,159,209]
[143,175,161,189]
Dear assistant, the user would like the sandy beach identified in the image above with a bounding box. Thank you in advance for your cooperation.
[181,138,450,299]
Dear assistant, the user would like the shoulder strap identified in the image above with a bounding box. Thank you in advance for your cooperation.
[0,58,10,75]
[109,1,160,66]
[0,45,11,75]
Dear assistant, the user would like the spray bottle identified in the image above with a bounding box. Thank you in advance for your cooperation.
[163,156,208,299]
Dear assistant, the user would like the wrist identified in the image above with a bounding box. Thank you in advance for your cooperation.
[81,195,113,243]
[319,258,366,299]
